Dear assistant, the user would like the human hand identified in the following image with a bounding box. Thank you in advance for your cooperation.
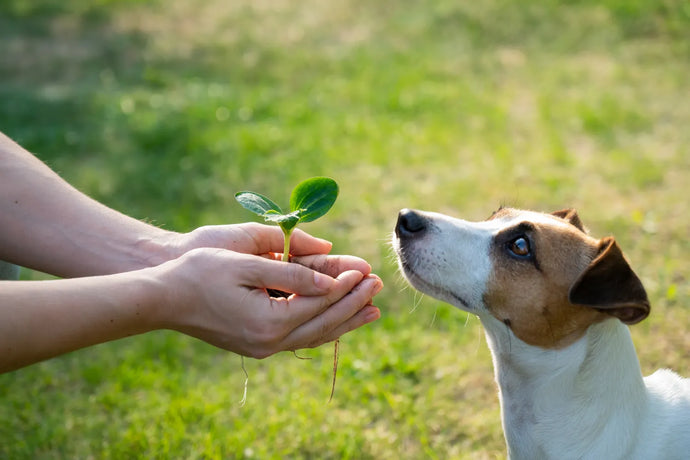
[165,223,334,261]
[152,248,382,358]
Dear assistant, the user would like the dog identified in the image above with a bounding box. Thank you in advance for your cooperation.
[393,207,690,459]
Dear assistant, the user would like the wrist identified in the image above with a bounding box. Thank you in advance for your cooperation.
[131,229,185,269]
[142,255,194,331]
[129,263,177,332]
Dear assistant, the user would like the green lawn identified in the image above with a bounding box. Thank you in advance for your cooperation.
[1,0,689,458]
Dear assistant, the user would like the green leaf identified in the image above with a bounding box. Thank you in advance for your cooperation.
[264,210,300,226]
[235,191,283,216]
[289,177,339,223]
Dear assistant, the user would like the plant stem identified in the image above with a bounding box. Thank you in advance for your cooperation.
[282,229,292,262]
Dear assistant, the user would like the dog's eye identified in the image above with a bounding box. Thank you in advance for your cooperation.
[509,237,531,257]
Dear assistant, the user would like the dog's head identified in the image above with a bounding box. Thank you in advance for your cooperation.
[392,207,650,349]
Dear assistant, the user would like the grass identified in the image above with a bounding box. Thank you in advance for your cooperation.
[1,0,689,458]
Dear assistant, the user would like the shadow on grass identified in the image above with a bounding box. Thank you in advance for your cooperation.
[0,1,225,228]
[2,0,687,230]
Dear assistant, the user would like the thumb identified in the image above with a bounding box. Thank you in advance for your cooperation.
[241,256,335,296]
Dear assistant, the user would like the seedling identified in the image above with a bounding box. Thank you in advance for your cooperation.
[235,177,341,401]
[235,176,339,262]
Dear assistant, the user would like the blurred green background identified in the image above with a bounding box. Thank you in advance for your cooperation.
[1,0,689,458]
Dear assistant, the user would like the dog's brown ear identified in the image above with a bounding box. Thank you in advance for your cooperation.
[552,209,586,233]
[569,237,650,325]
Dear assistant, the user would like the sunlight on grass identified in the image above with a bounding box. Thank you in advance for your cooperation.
[0,0,688,458]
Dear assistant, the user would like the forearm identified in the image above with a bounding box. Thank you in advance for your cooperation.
[0,270,163,373]
[0,132,178,277]
[0,248,382,373]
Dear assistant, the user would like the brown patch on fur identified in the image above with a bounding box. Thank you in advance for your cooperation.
[551,209,587,233]
[569,237,650,324]
[483,215,609,349]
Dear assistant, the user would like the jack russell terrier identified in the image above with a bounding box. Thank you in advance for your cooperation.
[393,207,690,459]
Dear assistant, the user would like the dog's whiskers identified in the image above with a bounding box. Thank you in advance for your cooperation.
[429,305,438,328]
[474,317,483,355]
[409,290,425,314]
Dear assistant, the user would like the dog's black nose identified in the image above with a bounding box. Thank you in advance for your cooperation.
[396,208,427,237]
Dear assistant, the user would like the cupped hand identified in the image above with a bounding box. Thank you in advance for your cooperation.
[153,248,382,358]
[169,223,334,259]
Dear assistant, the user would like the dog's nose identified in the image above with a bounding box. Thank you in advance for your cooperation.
[396,208,427,237]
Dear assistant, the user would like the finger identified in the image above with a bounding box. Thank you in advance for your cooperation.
[238,254,337,296]
[317,305,381,345]
[232,224,332,256]
[279,274,383,350]
[288,229,333,256]
[290,254,372,278]
[277,270,366,329]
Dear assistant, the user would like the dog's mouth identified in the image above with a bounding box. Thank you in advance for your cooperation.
[396,249,473,312]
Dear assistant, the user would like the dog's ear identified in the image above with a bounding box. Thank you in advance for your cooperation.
[569,237,650,325]
[552,208,586,233]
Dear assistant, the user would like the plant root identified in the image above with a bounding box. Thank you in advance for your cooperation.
[329,338,340,403]
[238,356,249,406]
[292,350,312,360]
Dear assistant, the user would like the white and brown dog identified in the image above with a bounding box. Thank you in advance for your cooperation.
[393,207,690,459]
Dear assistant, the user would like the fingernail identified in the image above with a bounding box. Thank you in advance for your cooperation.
[317,237,332,246]
[370,278,383,296]
[362,275,383,295]
[337,270,365,283]
[364,306,381,322]
[314,272,334,290]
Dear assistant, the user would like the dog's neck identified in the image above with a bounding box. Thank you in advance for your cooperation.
[480,316,648,459]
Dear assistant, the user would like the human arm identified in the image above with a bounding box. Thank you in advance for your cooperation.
[0,249,382,373]
[0,131,176,276]
[0,131,383,373]
[0,131,332,276]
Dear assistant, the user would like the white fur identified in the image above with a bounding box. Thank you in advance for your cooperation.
[394,209,690,459]
[392,211,500,313]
